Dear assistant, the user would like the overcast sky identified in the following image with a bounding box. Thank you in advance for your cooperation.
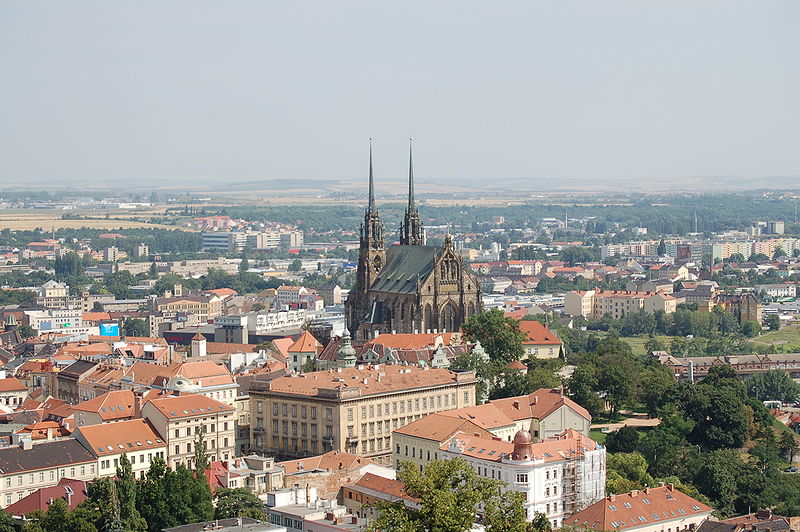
[1,1,798,187]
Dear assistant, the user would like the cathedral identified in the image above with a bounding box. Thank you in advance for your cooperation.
[346,140,483,341]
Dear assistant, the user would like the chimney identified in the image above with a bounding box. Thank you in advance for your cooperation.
[512,400,520,410]
[631,490,639,497]
[608,494,616,502]
[667,483,675,491]
[533,396,538,405]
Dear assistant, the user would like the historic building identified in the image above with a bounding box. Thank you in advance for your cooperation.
[346,140,482,341]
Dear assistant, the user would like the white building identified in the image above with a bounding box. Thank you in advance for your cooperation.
[754,283,796,298]
[24,308,84,333]
[441,429,606,528]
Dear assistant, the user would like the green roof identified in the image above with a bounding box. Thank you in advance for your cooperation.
[370,245,437,294]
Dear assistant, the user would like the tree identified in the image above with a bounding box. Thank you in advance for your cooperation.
[462,309,525,364]
[367,459,528,532]
[123,318,149,337]
[559,247,596,266]
[288,259,302,272]
[657,238,667,256]
[606,452,654,492]
[605,426,640,453]
[213,488,266,520]
[239,253,249,274]
[780,431,799,463]
[765,314,781,331]
[747,370,800,403]
[137,459,172,532]
[193,426,209,474]
[116,454,147,532]
[597,363,632,418]
[0,511,15,532]
[693,450,742,516]
[566,366,604,418]
[741,320,761,338]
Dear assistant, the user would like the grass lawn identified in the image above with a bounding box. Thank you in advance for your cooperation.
[620,335,678,356]
[750,324,800,345]
[589,429,608,444]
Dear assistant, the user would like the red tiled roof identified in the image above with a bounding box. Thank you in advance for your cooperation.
[367,333,454,350]
[73,390,137,421]
[565,485,713,530]
[144,393,233,419]
[279,450,376,475]
[518,320,562,346]
[353,473,417,503]
[393,413,495,441]
[0,377,28,392]
[491,388,591,422]
[288,331,321,353]
[5,478,88,516]
[76,419,164,456]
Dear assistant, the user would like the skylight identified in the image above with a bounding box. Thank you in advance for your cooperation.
[642,498,651,504]
[609,505,618,511]
[623,502,632,508]
[691,505,702,511]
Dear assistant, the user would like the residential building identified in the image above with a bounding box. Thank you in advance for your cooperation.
[768,221,785,235]
[341,472,418,521]
[287,331,322,373]
[278,450,395,499]
[564,290,677,320]
[119,360,239,405]
[442,429,606,527]
[0,439,96,509]
[392,413,495,469]
[276,286,309,306]
[163,518,286,532]
[56,360,99,404]
[103,246,121,262]
[73,390,138,427]
[0,377,28,409]
[73,419,167,479]
[141,392,236,468]
[24,308,84,333]
[519,320,564,360]
[37,280,68,298]
[754,284,796,299]
[5,478,89,517]
[154,294,224,322]
[564,484,712,532]
[134,243,149,258]
[490,388,592,442]
[249,364,478,463]
[654,352,800,382]
[700,293,761,324]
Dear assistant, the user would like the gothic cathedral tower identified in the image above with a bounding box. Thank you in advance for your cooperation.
[347,139,386,336]
[399,138,425,246]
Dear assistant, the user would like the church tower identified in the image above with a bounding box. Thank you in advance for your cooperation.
[348,139,386,336]
[399,138,424,246]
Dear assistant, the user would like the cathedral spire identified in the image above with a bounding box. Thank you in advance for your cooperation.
[407,137,415,209]
[400,137,425,246]
[368,137,376,214]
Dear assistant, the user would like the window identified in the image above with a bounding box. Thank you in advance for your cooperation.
[369,405,374,418]
[291,405,297,417]
[174,429,179,438]
[272,403,278,415]
[515,473,528,483]
[464,391,469,402]
[256,401,263,414]
[545,488,550,496]
[623,502,633,508]
[347,409,353,421]
[282,404,287,416]
[311,407,317,420]
[301,406,307,418]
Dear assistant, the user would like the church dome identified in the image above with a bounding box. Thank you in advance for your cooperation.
[510,430,534,461]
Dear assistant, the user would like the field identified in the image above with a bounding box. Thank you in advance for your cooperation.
[0,211,189,231]
[620,335,676,356]
[750,324,800,350]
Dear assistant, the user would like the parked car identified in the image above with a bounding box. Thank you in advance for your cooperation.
[783,466,798,473]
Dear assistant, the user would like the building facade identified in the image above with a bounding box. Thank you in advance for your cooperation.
[249,364,478,464]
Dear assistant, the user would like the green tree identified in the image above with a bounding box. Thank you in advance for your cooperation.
[741,321,761,338]
[288,258,302,272]
[367,459,527,532]
[239,253,250,274]
[692,449,741,516]
[597,363,632,418]
[462,309,525,363]
[657,238,667,256]
[116,454,147,532]
[0,510,15,532]
[213,488,266,520]
[137,458,172,531]
[765,314,781,331]
[193,426,209,474]
[566,365,604,418]
[123,317,149,337]
[780,431,799,463]
[606,452,654,493]
[605,426,640,453]
[747,370,800,402]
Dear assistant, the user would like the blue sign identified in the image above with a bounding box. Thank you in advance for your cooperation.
[100,323,120,336]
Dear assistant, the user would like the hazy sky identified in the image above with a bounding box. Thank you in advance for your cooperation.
[1,1,798,187]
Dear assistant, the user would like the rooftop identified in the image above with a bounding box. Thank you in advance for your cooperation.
[75,419,164,457]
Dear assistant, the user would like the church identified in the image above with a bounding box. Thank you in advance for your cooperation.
[346,140,483,341]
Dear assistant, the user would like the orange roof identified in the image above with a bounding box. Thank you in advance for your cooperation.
[437,404,516,430]
[288,331,321,353]
[76,419,165,456]
[279,450,376,475]
[506,360,527,370]
[352,473,418,503]
[205,342,257,354]
[205,288,238,297]
[144,393,233,419]
[16,421,70,439]
[565,485,713,530]
[0,377,28,393]
[271,338,294,359]
[265,365,475,398]
[490,388,591,422]
[393,413,495,442]
[73,390,136,421]
[124,360,234,388]
[82,312,111,322]
[444,429,599,463]
[368,333,454,350]
[519,321,562,346]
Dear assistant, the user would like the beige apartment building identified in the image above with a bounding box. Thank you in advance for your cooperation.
[0,440,96,509]
[73,419,167,480]
[249,364,478,465]
[141,392,236,469]
[564,289,678,320]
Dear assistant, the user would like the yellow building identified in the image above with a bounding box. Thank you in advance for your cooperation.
[249,364,478,465]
